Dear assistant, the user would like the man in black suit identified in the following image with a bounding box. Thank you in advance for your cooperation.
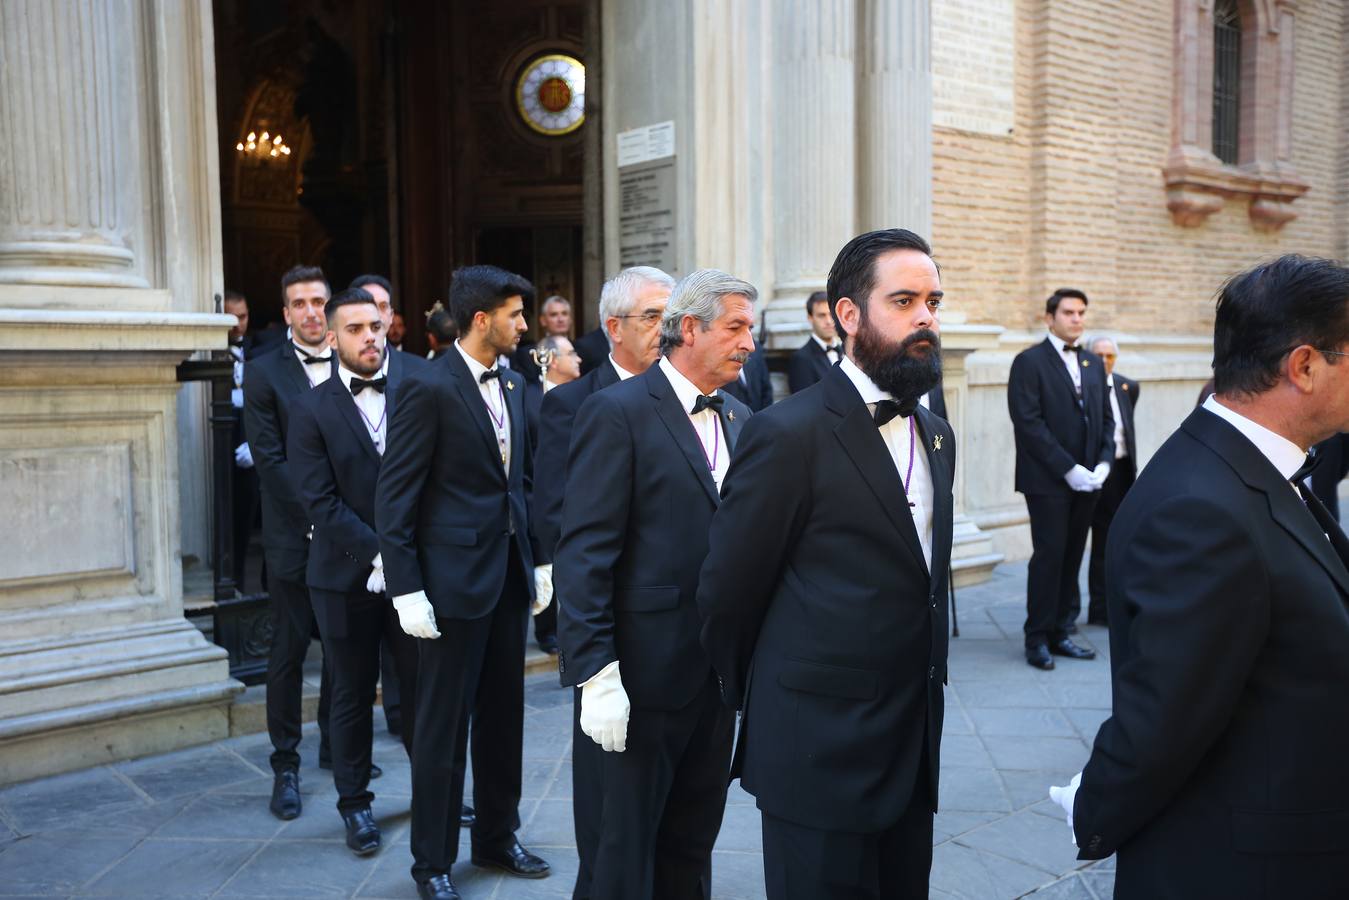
[786,290,841,393]
[287,288,425,856]
[529,269,672,894]
[574,324,611,375]
[1049,255,1349,898]
[699,229,955,899]
[243,264,337,821]
[376,265,551,900]
[555,268,756,899]
[225,289,260,590]
[1007,288,1114,670]
[1085,337,1139,626]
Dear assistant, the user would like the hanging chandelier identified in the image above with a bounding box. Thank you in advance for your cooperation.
[235,129,292,160]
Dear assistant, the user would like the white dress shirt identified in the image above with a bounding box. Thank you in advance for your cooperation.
[609,354,639,381]
[337,354,390,455]
[457,340,512,471]
[812,333,841,366]
[1106,375,1127,460]
[659,357,730,490]
[1202,395,1306,497]
[1046,331,1082,395]
[839,356,935,571]
[292,338,334,388]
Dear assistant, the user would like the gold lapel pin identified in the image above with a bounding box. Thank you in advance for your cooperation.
[506,380,515,391]
[1121,383,1129,392]
[727,411,736,422]
[933,434,943,451]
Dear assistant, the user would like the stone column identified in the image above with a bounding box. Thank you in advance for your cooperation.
[765,0,856,346]
[856,0,932,237]
[0,0,147,288]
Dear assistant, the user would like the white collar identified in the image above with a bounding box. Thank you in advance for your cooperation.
[291,337,330,361]
[608,353,639,381]
[812,333,836,352]
[1046,331,1079,354]
[839,356,899,408]
[337,350,389,392]
[454,339,495,382]
[1202,395,1306,482]
[658,356,713,413]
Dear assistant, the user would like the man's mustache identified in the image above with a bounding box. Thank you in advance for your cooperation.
[900,329,940,353]
[729,351,750,364]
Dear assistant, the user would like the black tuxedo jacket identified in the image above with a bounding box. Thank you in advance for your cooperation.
[523,380,543,450]
[925,378,948,422]
[787,338,835,394]
[1074,408,1349,897]
[1007,337,1115,495]
[1109,373,1140,479]
[375,349,537,619]
[574,326,610,376]
[697,365,955,833]
[243,343,331,581]
[721,348,774,411]
[554,364,751,710]
[531,360,621,564]
[287,351,426,635]
[1310,433,1349,520]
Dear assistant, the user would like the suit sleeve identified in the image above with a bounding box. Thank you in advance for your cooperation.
[243,360,304,521]
[375,375,438,596]
[531,389,576,564]
[697,412,811,709]
[1007,353,1078,478]
[1073,494,1267,859]
[787,349,813,394]
[1095,369,1116,467]
[1129,378,1141,407]
[553,392,633,687]
[287,396,380,565]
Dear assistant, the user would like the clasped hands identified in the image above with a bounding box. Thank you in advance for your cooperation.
[1065,463,1110,492]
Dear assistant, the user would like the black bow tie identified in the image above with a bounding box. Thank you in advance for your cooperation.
[350,376,387,396]
[296,346,332,365]
[479,369,500,383]
[692,394,724,415]
[1062,344,1081,353]
[1291,450,1323,484]
[874,397,918,428]
[827,344,842,355]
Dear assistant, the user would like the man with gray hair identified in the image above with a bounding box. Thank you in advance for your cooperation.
[554,269,757,898]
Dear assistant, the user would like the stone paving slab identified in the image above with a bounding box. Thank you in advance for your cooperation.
[0,560,1114,898]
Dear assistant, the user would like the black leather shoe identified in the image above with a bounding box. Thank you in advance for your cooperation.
[370,763,382,779]
[417,874,461,900]
[537,635,559,655]
[459,804,475,828]
[342,807,381,856]
[269,770,301,820]
[1026,645,1055,671]
[471,838,550,878]
[1050,637,1097,660]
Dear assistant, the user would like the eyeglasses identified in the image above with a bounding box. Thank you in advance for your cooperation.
[617,310,663,324]
[1317,348,1349,359]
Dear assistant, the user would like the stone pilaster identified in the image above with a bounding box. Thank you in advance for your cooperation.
[856,0,933,237]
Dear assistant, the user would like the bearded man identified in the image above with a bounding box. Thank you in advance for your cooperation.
[697,229,955,899]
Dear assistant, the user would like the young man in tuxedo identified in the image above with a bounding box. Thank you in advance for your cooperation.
[554,268,756,899]
[1085,336,1139,626]
[376,265,551,900]
[286,288,425,856]
[243,264,339,821]
[1050,255,1349,898]
[787,290,841,393]
[698,229,955,899]
[1007,288,1114,670]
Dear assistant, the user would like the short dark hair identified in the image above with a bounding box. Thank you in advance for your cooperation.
[826,229,933,339]
[806,291,828,315]
[280,265,329,303]
[426,305,458,343]
[350,274,393,298]
[1214,255,1349,397]
[325,287,378,328]
[448,265,535,332]
[223,289,247,306]
[1046,288,1088,315]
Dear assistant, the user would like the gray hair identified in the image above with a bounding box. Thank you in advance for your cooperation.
[541,294,571,312]
[659,269,758,357]
[538,334,570,353]
[598,266,676,325]
[1089,335,1119,354]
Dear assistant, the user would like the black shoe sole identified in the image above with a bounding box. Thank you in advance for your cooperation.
[270,805,301,821]
[348,840,381,856]
[469,857,550,879]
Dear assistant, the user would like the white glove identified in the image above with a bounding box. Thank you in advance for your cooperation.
[580,661,630,752]
[1048,771,1082,846]
[231,387,244,409]
[365,553,385,594]
[1064,464,1095,492]
[234,442,253,468]
[393,591,441,640]
[1090,462,1111,489]
[532,564,553,616]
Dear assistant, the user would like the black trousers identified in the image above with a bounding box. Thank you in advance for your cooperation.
[1087,460,1134,622]
[313,587,420,815]
[410,555,529,883]
[761,781,933,900]
[1023,491,1098,648]
[266,576,332,773]
[576,675,734,900]
[379,635,402,733]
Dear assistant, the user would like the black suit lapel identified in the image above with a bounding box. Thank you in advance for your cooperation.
[328,376,381,465]
[595,360,620,390]
[915,406,953,575]
[720,396,747,453]
[647,367,720,506]
[504,370,527,482]
[278,345,315,397]
[1114,379,1136,460]
[385,348,404,421]
[445,348,508,479]
[823,369,929,575]
[1038,339,1081,408]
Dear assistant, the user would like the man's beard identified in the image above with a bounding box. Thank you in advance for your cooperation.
[852,318,942,405]
[340,342,384,377]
